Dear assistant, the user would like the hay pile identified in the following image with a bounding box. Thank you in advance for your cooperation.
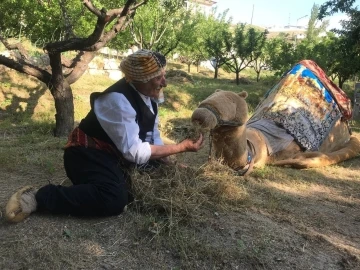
[233,77,253,84]
[166,69,194,83]
[129,160,249,223]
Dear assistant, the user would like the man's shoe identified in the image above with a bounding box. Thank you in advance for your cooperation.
[5,186,38,223]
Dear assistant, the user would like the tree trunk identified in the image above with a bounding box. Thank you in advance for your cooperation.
[187,63,191,73]
[49,52,74,137]
[236,72,239,85]
[339,78,345,89]
[256,71,260,82]
[53,82,75,137]
[214,67,218,79]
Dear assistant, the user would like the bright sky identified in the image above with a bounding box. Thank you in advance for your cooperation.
[214,0,360,29]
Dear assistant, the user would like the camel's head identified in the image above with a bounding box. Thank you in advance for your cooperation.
[191,89,249,131]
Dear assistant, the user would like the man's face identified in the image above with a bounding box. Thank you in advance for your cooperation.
[136,69,167,98]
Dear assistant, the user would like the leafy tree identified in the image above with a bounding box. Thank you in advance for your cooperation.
[0,0,147,137]
[311,33,341,80]
[319,0,360,52]
[266,36,296,76]
[306,4,329,42]
[0,0,104,45]
[177,11,209,73]
[318,0,360,87]
[251,56,267,82]
[326,37,360,88]
[292,39,314,61]
[311,32,360,87]
[319,0,357,16]
[224,24,267,84]
[251,37,273,82]
[121,0,193,56]
[203,10,232,79]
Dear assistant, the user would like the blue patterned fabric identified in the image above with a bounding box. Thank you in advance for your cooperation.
[248,63,342,151]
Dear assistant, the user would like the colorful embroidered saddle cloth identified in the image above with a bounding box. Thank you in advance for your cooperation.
[248,60,352,151]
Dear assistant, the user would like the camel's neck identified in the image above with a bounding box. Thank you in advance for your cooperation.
[246,128,268,167]
[211,126,268,169]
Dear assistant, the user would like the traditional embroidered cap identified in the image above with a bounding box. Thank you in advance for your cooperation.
[120,49,166,83]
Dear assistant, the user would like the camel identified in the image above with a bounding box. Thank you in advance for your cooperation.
[191,60,360,175]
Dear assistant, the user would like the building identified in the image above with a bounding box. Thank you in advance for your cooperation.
[185,0,217,16]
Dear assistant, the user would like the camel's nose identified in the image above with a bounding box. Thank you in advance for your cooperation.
[191,108,217,130]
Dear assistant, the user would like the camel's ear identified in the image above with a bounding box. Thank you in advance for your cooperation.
[215,89,223,93]
[238,91,248,99]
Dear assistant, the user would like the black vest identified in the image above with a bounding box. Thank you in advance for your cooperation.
[79,78,158,146]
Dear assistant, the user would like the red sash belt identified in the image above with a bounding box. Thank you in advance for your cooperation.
[65,127,120,158]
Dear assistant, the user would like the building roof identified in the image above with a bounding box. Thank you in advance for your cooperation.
[188,0,217,7]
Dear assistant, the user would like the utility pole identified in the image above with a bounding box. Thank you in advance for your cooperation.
[250,4,254,25]
[288,13,291,27]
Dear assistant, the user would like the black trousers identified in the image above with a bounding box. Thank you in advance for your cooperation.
[35,146,130,216]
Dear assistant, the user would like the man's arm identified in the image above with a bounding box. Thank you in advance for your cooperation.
[149,134,204,160]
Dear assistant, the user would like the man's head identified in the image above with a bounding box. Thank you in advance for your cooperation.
[120,49,167,98]
[120,49,166,83]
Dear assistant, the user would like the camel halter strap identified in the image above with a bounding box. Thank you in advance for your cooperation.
[200,104,254,176]
[198,104,244,127]
[234,139,256,176]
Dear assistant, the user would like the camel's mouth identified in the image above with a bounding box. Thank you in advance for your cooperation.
[192,103,245,130]
[191,107,218,130]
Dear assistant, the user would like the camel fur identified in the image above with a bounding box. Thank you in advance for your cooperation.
[191,89,360,171]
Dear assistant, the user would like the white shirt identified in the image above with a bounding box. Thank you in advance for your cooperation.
[94,91,163,165]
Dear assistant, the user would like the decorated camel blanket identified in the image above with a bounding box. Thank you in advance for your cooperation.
[248,60,352,151]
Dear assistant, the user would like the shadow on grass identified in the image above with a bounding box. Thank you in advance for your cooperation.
[0,69,49,124]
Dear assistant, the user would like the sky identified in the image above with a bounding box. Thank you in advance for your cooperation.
[214,0,360,29]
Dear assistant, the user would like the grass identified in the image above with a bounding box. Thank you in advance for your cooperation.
[1,61,360,269]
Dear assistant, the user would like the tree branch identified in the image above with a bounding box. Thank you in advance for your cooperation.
[44,0,147,54]
[0,55,51,83]
[65,51,96,84]
[0,36,29,60]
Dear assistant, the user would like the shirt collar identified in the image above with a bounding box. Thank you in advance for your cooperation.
[129,82,152,102]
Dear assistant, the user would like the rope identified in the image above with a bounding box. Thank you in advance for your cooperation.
[208,130,213,162]
[199,104,243,127]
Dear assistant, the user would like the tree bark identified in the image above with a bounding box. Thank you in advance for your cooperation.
[214,67,218,79]
[48,52,75,136]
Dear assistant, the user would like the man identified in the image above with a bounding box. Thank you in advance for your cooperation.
[5,49,204,222]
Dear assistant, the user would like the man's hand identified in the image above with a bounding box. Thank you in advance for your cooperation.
[180,133,205,152]
[150,133,205,160]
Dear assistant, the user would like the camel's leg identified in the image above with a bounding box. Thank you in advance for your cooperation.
[272,136,360,168]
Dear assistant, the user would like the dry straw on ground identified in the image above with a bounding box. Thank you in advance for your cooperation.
[166,69,194,83]
[129,159,249,224]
